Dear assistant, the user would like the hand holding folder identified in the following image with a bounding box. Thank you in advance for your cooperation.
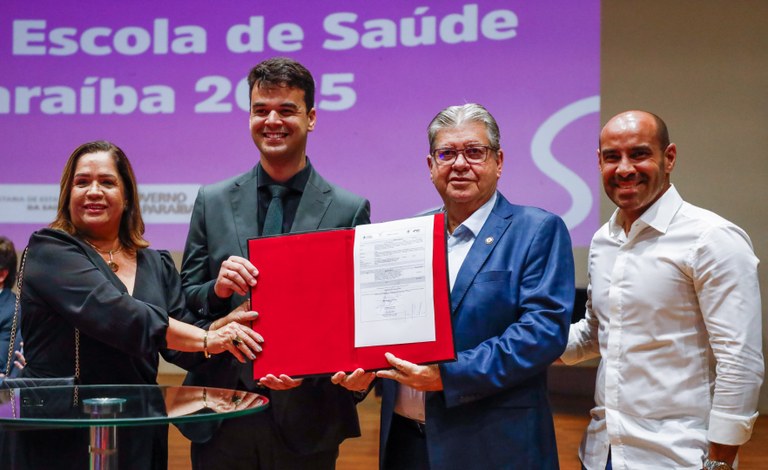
[247,213,456,379]
[332,351,444,393]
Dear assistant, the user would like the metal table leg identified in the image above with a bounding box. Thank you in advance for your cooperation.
[83,397,126,470]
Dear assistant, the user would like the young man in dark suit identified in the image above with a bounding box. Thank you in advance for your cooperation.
[179,57,370,470]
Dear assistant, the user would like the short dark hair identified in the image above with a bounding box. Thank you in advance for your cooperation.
[50,141,149,251]
[0,236,17,290]
[247,57,315,112]
[649,112,670,150]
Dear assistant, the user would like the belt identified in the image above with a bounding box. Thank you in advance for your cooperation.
[394,413,426,436]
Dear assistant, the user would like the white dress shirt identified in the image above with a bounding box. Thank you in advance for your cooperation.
[561,185,763,469]
[394,193,497,422]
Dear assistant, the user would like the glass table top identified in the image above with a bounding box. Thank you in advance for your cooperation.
[0,384,268,428]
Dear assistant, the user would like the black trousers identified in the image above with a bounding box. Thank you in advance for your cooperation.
[382,414,430,470]
[191,409,338,470]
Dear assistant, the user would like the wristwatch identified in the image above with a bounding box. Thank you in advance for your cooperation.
[703,458,733,470]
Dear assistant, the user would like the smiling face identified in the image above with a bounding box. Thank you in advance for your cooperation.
[249,84,316,171]
[428,121,503,226]
[68,151,126,241]
[598,111,676,230]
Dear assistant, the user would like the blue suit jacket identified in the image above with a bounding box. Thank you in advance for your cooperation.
[0,288,22,377]
[380,193,574,469]
[173,163,371,455]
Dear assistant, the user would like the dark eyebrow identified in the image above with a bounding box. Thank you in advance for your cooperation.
[252,102,300,109]
[73,172,118,179]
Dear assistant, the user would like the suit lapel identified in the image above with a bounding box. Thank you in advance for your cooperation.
[449,196,514,313]
[230,167,260,257]
[291,168,332,233]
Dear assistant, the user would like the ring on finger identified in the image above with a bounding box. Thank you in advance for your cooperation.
[232,336,244,347]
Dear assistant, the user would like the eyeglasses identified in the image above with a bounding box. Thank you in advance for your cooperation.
[431,146,495,166]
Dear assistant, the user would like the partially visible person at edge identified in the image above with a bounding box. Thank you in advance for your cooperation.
[0,140,264,469]
[334,103,575,469]
[561,110,763,470]
[177,57,370,470]
[0,236,24,378]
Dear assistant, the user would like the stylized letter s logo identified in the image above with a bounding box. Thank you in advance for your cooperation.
[531,96,600,229]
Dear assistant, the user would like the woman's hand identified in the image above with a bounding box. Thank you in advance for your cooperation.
[203,387,266,413]
[166,386,266,417]
[207,322,264,363]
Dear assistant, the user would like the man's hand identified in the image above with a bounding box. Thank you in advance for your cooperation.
[13,346,25,371]
[331,368,375,392]
[259,374,303,390]
[13,342,25,371]
[375,352,443,391]
[210,301,259,330]
[214,256,259,299]
[0,342,27,378]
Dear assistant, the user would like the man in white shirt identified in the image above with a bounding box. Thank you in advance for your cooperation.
[561,110,763,470]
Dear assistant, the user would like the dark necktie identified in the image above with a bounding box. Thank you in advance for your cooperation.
[262,184,289,236]
[242,184,288,389]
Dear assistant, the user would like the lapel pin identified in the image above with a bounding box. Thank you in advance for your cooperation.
[485,236,494,245]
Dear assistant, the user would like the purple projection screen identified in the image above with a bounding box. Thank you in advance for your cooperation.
[0,1,600,250]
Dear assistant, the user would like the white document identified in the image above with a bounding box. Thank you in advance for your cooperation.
[354,215,436,347]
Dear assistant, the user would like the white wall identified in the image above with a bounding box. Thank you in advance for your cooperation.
[600,0,768,410]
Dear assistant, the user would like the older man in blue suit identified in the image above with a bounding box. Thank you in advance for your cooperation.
[335,103,574,469]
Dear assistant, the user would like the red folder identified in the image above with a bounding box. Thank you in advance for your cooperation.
[247,213,455,378]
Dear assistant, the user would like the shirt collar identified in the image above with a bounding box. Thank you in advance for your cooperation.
[608,184,683,238]
[450,192,498,238]
[257,158,313,193]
